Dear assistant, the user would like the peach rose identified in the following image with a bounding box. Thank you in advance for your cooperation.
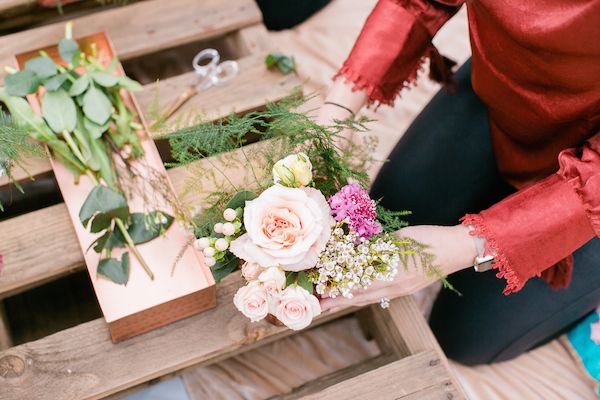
[233,282,269,322]
[258,266,286,296]
[273,285,321,330]
[241,262,263,281]
[230,186,334,271]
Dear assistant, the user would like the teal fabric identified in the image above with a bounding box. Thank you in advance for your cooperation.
[568,311,600,397]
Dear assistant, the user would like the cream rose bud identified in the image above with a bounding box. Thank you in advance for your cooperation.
[241,262,263,281]
[272,153,313,187]
[258,267,286,295]
[233,282,269,322]
[273,285,321,330]
[230,186,334,272]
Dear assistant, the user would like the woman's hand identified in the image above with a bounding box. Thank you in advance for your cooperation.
[320,224,477,312]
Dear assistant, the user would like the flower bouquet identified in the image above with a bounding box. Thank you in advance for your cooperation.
[164,95,447,331]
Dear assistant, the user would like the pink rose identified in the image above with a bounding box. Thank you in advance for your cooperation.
[230,186,334,271]
[273,285,321,330]
[241,262,263,281]
[258,267,286,296]
[591,320,600,344]
[233,282,269,322]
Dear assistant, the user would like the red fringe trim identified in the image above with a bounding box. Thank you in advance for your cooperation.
[333,45,456,108]
[461,214,524,295]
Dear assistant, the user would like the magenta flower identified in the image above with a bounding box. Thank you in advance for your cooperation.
[329,183,382,239]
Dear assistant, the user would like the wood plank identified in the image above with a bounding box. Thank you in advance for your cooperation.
[270,355,397,400]
[0,274,358,400]
[228,24,272,57]
[0,301,12,350]
[369,297,466,397]
[0,0,261,82]
[136,53,299,125]
[0,53,298,185]
[370,296,443,357]
[299,350,456,400]
[0,0,110,33]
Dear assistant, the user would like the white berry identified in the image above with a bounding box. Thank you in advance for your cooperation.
[222,222,235,236]
[194,237,210,250]
[204,256,216,267]
[213,222,224,234]
[203,247,215,257]
[223,208,237,222]
[215,238,229,251]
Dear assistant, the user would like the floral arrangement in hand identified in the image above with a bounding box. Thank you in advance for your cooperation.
[194,153,412,330]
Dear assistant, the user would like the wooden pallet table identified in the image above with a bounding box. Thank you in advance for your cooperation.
[0,1,465,398]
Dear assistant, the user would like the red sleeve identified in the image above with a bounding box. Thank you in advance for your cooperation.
[334,0,464,106]
[462,133,600,295]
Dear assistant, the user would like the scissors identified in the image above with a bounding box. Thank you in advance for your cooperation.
[162,48,239,120]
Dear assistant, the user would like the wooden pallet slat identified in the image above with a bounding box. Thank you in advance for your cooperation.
[0,274,358,400]
[0,0,262,83]
[298,350,458,400]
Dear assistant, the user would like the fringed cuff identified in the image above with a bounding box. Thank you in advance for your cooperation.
[333,45,456,107]
[461,214,525,295]
[331,0,458,107]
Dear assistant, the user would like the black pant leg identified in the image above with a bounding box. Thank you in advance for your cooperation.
[430,238,600,365]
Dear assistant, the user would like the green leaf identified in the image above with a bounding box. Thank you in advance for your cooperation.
[90,71,119,88]
[82,85,113,125]
[58,38,80,64]
[44,73,68,91]
[118,76,143,91]
[297,271,313,294]
[211,253,240,282]
[285,272,297,288]
[69,75,89,96]
[4,70,40,96]
[97,253,130,285]
[226,190,257,210]
[82,117,108,139]
[126,212,174,244]
[88,137,115,187]
[41,89,77,133]
[265,53,295,75]
[24,56,57,79]
[79,184,129,229]
[0,90,53,142]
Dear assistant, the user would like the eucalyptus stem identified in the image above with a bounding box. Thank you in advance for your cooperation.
[76,142,155,281]
[115,218,155,280]
[62,130,85,163]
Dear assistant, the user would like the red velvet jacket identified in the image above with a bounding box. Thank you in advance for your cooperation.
[335,0,600,294]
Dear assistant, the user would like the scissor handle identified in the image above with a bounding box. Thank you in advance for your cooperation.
[214,60,239,84]
[192,48,220,77]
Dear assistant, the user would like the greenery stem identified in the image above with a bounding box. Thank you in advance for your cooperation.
[62,130,86,164]
[115,218,155,280]
[82,155,155,281]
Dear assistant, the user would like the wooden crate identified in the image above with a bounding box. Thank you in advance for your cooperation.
[0,1,465,398]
